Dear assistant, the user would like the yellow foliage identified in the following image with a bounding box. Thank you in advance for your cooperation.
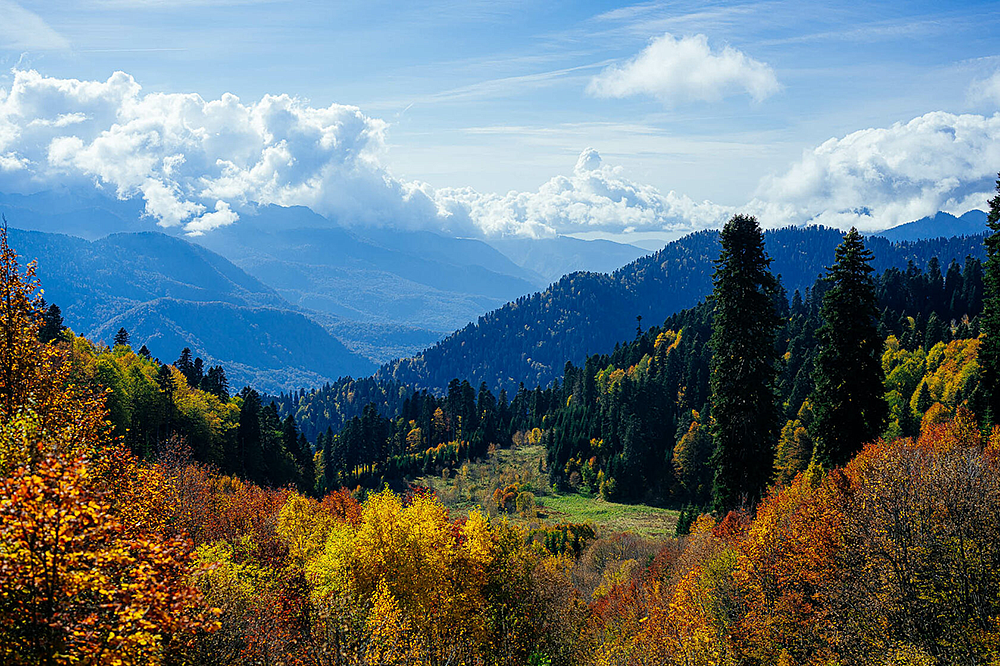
[276,492,338,565]
[308,490,498,659]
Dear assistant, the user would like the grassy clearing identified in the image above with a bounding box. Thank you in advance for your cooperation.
[536,493,678,540]
[413,442,679,540]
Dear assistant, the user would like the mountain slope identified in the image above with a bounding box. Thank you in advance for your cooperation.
[10,227,374,391]
[92,299,374,391]
[192,206,543,334]
[486,236,648,283]
[378,227,988,393]
[876,210,988,242]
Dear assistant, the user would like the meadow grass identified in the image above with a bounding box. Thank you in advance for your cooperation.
[415,442,679,539]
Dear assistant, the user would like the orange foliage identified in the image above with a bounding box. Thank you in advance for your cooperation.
[0,454,214,665]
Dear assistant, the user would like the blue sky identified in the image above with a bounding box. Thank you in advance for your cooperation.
[1,0,999,238]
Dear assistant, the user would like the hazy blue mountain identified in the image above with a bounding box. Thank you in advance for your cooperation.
[876,210,988,242]
[191,206,543,334]
[379,227,988,394]
[486,235,648,283]
[92,299,374,392]
[9,227,374,392]
[0,188,156,239]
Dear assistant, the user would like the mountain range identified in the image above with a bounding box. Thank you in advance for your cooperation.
[378,227,988,393]
[4,186,993,394]
[8,228,374,392]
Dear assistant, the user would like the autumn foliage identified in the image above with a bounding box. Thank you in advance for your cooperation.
[586,414,1000,665]
[5,222,1000,665]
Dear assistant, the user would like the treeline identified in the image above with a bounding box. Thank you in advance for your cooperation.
[547,251,987,507]
[377,226,987,394]
[305,246,986,508]
[47,321,321,494]
[314,379,559,492]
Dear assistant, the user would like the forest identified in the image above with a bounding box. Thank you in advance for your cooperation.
[2,173,1000,665]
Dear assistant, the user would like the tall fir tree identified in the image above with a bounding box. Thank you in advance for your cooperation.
[113,327,129,348]
[980,172,1000,425]
[708,214,781,513]
[809,228,888,467]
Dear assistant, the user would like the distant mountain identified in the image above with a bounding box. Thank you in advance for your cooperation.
[191,205,543,341]
[486,236,648,283]
[378,227,988,394]
[0,188,156,239]
[9,228,374,392]
[92,299,374,391]
[2,192,662,363]
[876,210,988,242]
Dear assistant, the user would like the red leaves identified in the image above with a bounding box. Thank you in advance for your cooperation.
[0,454,214,665]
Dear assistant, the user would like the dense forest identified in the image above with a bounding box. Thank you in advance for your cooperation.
[378,226,987,394]
[4,172,1000,666]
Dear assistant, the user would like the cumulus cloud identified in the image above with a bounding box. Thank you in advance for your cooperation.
[1,69,996,240]
[587,33,780,106]
[433,148,733,238]
[0,69,451,235]
[749,111,1000,231]
[969,70,1000,108]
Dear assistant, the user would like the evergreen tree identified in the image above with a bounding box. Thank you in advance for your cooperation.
[202,365,229,401]
[979,173,1000,425]
[708,214,781,513]
[175,348,194,384]
[810,228,888,467]
[190,357,204,388]
[138,344,152,359]
[113,327,130,348]
[237,388,264,481]
[39,302,65,344]
[322,426,336,490]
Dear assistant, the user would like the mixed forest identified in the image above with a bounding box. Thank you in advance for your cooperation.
[2,173,1000,665]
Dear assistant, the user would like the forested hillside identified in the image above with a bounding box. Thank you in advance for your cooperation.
[5,207,1000,665]
[378,226,987,393]
[8,227,374,391]
[301,248,984,508]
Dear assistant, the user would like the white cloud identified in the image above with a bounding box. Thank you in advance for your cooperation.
[0,69,450,234]
[0,2,70,50]
[969,70,1000,108]
[587,33,780,106]
[749,111,1000,231]
[434,147,732,238]
[0,69,996,240]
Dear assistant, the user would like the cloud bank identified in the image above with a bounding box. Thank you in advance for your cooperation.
[0,69,447,235]
[434,148,731,237]
[0,69,997,239]
[587,33,780,106]
[750,111,1000,231]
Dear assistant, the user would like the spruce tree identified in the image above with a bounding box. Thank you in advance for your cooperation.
[979,173,1000,425]
[113,327,130,348]
[810,228,887,466]
[708,214,781,513]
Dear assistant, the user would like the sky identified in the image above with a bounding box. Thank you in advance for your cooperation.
[0,0,999,240]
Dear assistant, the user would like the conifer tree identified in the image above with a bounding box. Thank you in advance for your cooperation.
[979,173,1000,425]
[708,214,781,513]
[113,327,129,348]
[39,302,65,344]
[810,228,887,466]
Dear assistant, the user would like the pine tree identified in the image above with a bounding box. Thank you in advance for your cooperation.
[39,303,65,344]
[810,228,888,467]
[113,327,129,348]
[708,214,781,513]
[979,173,1000,425]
